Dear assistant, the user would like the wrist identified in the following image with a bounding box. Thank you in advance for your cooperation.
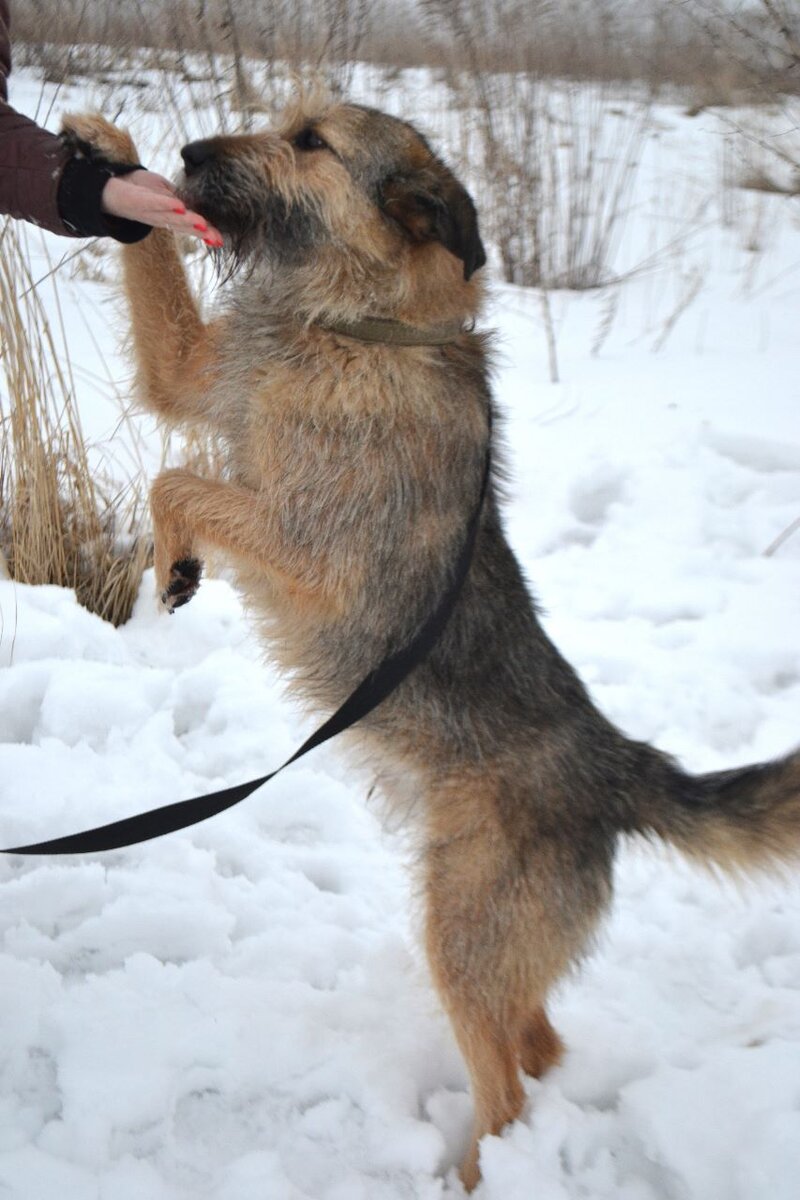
[57,157,151,243]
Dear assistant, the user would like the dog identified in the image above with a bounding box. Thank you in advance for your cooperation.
[63,99,800,1191]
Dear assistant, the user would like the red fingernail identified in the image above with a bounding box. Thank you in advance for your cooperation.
[194,222,208,232]
[172,206,186,214]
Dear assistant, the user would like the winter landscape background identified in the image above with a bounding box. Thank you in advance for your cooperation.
[1,4,800,1197]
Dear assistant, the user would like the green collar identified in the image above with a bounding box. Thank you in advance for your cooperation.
[316,315,467,346]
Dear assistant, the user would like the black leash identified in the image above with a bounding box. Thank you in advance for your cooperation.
[2,441,490,856]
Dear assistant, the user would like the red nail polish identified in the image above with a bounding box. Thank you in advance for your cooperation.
[173,206,186,215]
[194,222,208,232]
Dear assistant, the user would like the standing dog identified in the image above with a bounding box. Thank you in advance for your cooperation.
[63,100,799,1191]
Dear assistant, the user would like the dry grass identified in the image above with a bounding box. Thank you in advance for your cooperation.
[423,0,651,290]
[739,167,800,195]
[14,0,368,97]
[718,99,800,226]
[13,0,800,96]
[0,224,151,626]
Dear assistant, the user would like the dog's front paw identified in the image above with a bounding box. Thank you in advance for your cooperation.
[60,112,140,167]
[161,557,203,613]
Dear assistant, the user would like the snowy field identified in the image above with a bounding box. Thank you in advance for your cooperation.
[1,58,800,1200]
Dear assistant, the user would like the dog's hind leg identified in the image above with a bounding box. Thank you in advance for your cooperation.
[425,895,570,1192]
[422,838,551,1190]
[422,778,612,1191]
[445,998,526,1193]
[446,1004,562,1190]
[518,1004,565,1079]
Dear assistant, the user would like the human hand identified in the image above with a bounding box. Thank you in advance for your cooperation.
[101,169,223,246]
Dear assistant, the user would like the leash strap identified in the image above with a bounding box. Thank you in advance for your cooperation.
[2,441,490,856]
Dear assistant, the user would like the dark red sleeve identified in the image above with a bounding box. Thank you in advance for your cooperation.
[0,0,149,241]
[0,0,10,97]
[0,0,77,233]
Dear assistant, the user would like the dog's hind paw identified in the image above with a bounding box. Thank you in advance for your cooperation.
[161,557,203,613]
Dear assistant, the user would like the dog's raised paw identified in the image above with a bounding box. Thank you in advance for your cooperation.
[161,557,203,613]
[60,112,140,167]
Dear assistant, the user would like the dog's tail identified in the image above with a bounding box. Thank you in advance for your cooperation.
[630,746,800,875]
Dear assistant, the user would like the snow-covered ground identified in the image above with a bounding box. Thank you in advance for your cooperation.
[1,60,799,1200]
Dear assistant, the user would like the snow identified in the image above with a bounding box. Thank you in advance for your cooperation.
[1,59,800,1200]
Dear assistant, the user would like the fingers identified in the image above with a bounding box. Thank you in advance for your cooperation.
[123,169,176,198]
[156,195,225,246]
[101,175,224,246]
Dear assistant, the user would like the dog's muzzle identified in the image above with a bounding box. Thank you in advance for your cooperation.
[181,140,218,175]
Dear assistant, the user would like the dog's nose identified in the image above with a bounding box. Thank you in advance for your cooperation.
[181,140,217,174]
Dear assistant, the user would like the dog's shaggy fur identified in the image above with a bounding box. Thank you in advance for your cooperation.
[64,100,800,1191]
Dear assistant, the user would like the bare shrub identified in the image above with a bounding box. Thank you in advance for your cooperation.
[686,0,800,107]
[717,95,800,227]
[0,225,151,626]
[739,166,800,195]
[14,0,800,96]
[422,0,650,290]
[14,0,369,97]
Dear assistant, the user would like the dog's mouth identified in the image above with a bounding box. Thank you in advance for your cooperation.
[177,189,215,232]
[177,140,252,237]
[177,151,328,269]
[177,169,229,234]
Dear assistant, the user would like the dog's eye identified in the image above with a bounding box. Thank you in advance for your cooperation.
[293,127,328,152]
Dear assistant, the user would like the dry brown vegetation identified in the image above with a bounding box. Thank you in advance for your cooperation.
[0,225,151,626]
[13,0,800,95]
[422,0,654,291]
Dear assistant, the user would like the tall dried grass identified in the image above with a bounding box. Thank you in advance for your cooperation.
[14,0,800,96]
[423,0,651,290]
[0,224,151,626]
[15,0,369,98]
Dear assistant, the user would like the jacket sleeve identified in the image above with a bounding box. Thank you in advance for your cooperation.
[0,0,149,241]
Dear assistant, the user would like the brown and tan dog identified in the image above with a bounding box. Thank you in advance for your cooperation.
[63,100,800,1191]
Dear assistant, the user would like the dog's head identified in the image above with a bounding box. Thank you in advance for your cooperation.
[179,98,485,310]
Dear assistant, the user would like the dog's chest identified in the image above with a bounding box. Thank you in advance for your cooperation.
[216,352,420,528]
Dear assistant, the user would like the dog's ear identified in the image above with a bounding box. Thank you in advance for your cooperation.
[380,165,486,281]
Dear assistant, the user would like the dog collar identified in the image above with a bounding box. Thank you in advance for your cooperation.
[316,315,467,346]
